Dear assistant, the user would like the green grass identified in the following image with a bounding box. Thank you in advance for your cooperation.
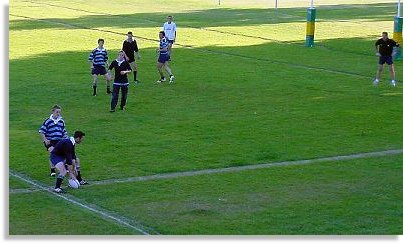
[70,155,403,235]
[9,191,141,235]
[8,0,403,235]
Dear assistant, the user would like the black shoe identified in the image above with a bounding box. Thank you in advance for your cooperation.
[79,179,89,185]
[93,93,97,96]
[157,77,166,83]
[120,106,125,111]
[53,188,67,193]
[107,90,111,94]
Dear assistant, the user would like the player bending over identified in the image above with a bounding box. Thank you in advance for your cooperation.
[50,131,85,193]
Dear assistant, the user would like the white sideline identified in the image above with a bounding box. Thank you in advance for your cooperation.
[89,149,403,186]
[9,171,157,235]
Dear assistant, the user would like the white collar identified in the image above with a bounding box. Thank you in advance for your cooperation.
[49,114,62,124]
[116,59,124,65]
[69,137,76,146]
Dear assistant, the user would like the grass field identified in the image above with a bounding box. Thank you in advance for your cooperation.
[8,0,403,235]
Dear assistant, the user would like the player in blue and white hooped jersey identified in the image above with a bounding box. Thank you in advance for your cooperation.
[88,39,112,96]
[39,104,68,176]
[156,31,175,83]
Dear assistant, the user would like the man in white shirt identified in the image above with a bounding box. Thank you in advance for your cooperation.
[162,15,177,55]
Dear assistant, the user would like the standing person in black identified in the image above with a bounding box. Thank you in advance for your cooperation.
[122,31,141,84]
[374,32,398,87]
[108,50,132,112]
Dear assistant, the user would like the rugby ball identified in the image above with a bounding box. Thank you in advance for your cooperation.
[68,178,80,189]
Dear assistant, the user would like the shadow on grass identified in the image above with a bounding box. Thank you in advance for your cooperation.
[9,35,377,95]
[9,2,398,31]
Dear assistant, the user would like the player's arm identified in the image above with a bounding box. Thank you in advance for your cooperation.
[88,51,94,68]
[108,61,116,73]
[392,40,399,56]
[159,44,169,52]
[173,24,177,42]
[67,163,76,180]
[375,40,381,56]
[62,123,68,138]
[120,68,132,75]
[66,147,77,180]
[104,51,109,69]
[120,70,131,75]
[375,45,381,56]
[72,159,78,177]
[135,51,141,60]
[122,51,129,61]
[39,132,50,145]
[134,41,141,59]
[119,62,132,75]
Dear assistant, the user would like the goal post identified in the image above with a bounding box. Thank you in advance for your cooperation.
[305,0,316,47]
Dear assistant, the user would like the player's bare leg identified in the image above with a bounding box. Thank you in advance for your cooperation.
[374,64,383,85]
[164,63,174,83]
[389,64,397,86]
[156,62,166,83]
[92,74,98,96]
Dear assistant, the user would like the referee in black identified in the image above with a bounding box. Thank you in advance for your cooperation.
[122,31,141,84]
[374,32,398,87]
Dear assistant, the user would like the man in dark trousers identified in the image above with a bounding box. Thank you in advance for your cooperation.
[374,32,399,87]
[108,50,132,112]
[122,31,141,84]
[50,131,85,193]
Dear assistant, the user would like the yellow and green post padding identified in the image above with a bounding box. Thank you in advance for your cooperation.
[393,16,403,60]
[305,7,316,47]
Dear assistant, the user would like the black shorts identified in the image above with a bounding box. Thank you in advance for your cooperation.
[158,54,170,63]
[43,140,59,150]
[91,65,107,75]
[379,56,393,65]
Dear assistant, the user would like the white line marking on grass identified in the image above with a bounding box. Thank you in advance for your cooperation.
[90,149,403,186]
[9,188,43,194]
[9,170,158,235]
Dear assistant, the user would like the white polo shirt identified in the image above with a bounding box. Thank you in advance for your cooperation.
[163,21,177,41]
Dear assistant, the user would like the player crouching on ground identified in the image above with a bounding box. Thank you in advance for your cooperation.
[50,131,86,193]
